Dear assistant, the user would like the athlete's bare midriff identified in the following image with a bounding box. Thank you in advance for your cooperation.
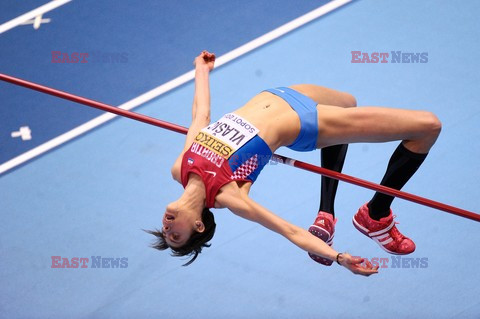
[232,91,301,152]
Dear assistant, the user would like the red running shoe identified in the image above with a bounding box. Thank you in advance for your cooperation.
[352,203,415,255]
[308,211,336,266]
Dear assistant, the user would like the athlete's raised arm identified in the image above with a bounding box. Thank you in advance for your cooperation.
[171,51,216,182]
[221,192,379,276]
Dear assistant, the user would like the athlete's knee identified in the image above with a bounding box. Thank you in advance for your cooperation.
[342,92,357,108]
[422,111,442,139]
[404,111,441,153]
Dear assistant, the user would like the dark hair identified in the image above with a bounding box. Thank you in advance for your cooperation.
[145,207,216,266]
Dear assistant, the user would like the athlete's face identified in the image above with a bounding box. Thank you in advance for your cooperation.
[162,203,195,248]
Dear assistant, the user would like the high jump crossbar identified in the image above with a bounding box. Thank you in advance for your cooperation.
[0,73,478,222]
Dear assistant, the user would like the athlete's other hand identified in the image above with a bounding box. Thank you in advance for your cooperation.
[338,253,379,276]
[194,50,215,71]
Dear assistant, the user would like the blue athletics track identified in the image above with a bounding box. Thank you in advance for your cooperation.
[0,0,479,318]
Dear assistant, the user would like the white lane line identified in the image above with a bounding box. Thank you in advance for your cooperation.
[215,0,351,68]
[0,0,351,175]
[0,0,72,34]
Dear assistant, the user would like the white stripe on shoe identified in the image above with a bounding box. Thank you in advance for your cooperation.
[368,220,395,237]
[374,236,393,245]
[353,216,395,249]
[352,217,370,234]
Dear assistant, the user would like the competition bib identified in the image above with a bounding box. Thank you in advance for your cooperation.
[194,113,259,159]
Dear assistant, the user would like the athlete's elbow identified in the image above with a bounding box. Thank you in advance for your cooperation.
[287,226,317,251]
[195,112,210,125]
[284,224,302,241]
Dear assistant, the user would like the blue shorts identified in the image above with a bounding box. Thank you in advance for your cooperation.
[264,87,319,152]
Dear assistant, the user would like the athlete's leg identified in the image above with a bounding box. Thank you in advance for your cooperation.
[290,84,354,217]
[316,104,441,213]
[316,105,441,254]
[315,105,441,152]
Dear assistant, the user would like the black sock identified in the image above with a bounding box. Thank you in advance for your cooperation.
[319,144,348,217]
[368,142,427,220]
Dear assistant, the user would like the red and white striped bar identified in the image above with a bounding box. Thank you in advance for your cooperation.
[1,72,478,222]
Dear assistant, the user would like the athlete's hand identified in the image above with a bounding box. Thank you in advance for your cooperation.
[338,253,379,276]
[194,50,215,71]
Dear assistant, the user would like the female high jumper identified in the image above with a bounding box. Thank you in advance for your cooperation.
[147,51,441,276]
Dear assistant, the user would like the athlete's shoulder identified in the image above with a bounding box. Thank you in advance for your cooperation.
[215,183,250,211]
[214,181,238,205]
